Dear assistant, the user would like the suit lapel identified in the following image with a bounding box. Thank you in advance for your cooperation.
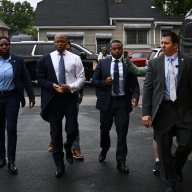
[177,56,184,87]
[106,57,112,77]
[122,59,126,79]
[159,56,166,89]
[9,54,17,78]
[121,59,127,88]
[47,54,58,83]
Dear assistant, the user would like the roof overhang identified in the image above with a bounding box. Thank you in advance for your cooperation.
[96,33,112,39]
[124,24,151,29]
[47,32,85,38]
[110,17,154,21]
[109,17,154,25]
[34,26,116,30]
[154,21,182,25]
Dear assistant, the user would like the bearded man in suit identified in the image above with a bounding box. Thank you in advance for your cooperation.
[92,40,140,174]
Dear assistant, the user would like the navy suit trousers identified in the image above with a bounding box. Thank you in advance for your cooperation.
[100,96,130,163]
[47,92,78,166]
[0,92,20,162]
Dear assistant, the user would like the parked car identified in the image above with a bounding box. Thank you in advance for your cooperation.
[129,50,152,67]
[149,48,162,60]
[10,41,98,81]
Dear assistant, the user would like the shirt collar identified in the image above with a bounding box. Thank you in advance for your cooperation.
[56,50,66,55]
[112,56,123,62]
[165,53,178,62]
[0,55,11,62]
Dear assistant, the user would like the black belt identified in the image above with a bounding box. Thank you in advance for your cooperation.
[162,99,173,104]
[111,95,125,99]
[0,89,15,97]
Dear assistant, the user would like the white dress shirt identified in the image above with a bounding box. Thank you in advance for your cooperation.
[50,50,85,92]
[164,53,178,100]
[110,57,125,96]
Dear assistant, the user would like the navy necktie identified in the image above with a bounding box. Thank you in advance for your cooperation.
[113,59,119,95]
[58,53,66,84]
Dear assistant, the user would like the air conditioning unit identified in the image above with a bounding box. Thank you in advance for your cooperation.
[115,0,123,5]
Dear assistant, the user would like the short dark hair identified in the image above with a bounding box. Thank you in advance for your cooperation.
[110,40,123,47]
[0,36,10,43]
[162,31,179,44]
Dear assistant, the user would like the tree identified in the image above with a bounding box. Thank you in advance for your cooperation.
[0,0,36,37]
[154,0,192,16]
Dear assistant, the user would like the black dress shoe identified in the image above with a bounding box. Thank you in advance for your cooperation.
[98,153,106,162]
[8,162,18,174]
[153,161,160,176]
[165,187,176,192]
[55,166,65,178]
[0,158,6,168]
[98,149,107,163]
[117,162,130,174]
[64,143,73,164]
[176,170,183,183]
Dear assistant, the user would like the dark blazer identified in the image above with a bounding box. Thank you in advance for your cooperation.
[37,53,58,121]
[92,57,140,112]
[10,52,35,107]
[142,54,192,125]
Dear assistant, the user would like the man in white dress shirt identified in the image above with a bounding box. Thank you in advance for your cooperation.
[38,33,85,177]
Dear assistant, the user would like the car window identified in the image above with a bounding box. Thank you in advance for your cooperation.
[131,52,142,58]
[10,44,34,55]
[142,52,151,59]
[149,51,158,60]
[70,46,82,56]
[34,44,55,55]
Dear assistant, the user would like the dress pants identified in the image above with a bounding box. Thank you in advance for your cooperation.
[100,96,130,163]
[153,101,192,187]
[48,93,78,166]
[0,92,20,162]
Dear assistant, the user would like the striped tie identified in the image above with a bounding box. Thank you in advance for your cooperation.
[169,58,176,101]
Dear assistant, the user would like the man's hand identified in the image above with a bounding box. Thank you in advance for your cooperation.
[106,76,113,86]
[29,99,35,108]
[131,98,138,107]
[53,83,71,93]
[142,115,152,127]
[53,83,63,93]
[60,84,71,92]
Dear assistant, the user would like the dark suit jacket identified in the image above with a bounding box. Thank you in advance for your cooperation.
[37,53,59,121]
[92,57,140,112]
[10,52,35,107]
[142,54,192,126]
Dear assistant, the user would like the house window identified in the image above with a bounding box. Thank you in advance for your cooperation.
[96,33,112,53]
[97,39,111,54]
[126,30,148,44]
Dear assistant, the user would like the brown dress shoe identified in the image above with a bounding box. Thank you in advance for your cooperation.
[72,149,84,160]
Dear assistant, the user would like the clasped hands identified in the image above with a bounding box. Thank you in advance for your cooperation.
[53,83,71,93]
[105,76,138,108]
